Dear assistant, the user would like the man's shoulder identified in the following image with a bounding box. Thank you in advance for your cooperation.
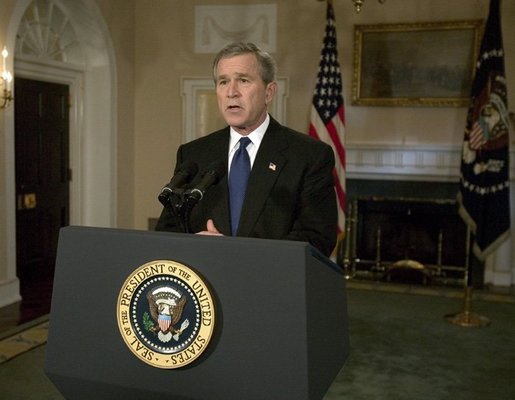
[269,119,330,150]
[182,127,229,149]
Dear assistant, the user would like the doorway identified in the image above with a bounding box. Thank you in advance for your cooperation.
[1,0,117,315]
[15,77,70,321]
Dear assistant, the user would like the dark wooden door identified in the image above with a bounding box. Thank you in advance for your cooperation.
[15,78,70,286]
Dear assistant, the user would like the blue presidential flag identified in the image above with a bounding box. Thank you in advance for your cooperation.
[457,0,510,260]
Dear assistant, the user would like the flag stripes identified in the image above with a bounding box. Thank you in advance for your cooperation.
[309,2,346,235]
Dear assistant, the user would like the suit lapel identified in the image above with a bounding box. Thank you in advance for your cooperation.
[237,120,288,237]
[208,130,231,235]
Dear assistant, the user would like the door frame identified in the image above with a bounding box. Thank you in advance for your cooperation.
[0,59,82,307]
[14,60,83,227]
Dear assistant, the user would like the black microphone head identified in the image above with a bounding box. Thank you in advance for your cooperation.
[158,161,199,207]
[185,160,226,203]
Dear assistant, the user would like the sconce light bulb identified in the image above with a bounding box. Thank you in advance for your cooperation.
[1,47,7,59]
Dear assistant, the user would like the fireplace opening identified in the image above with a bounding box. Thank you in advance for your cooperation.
[340,196,469,287]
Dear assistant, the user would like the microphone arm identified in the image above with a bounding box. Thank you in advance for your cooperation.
[157,160,225,234]
[157,161,199,233]
[184,160,226,208]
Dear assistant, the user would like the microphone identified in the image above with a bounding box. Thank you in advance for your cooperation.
[186,160,226,203]
[158,161,199,206]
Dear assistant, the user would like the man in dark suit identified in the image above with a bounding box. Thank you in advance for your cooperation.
[156,42,337,257]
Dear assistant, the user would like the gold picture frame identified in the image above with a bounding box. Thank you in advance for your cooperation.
[352,20,483,107]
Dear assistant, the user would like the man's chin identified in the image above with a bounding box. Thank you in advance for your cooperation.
[224,116,246,129]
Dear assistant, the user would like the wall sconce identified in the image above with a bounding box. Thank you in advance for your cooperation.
[1,46,13,109]
[352,0,386,13]
[318,0,386,13]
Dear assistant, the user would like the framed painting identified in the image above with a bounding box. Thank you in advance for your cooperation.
[352,20,483,107]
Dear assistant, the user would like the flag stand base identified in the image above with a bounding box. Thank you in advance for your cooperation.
[343,270,355,281]
[444,287,490,328]
[445,311,491,328]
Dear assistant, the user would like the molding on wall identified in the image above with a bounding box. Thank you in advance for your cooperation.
[0,278,21,308]
[346,143,515,182]
[194,4,277,54]
[181,76,288,143]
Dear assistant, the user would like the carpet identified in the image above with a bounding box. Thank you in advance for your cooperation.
[324,287,515,400]
[0,316,49,365]
[0,286,514,399]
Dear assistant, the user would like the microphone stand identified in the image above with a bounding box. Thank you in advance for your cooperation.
[159,161,224,234]
[161,189,193,234]
[181,189,206,233]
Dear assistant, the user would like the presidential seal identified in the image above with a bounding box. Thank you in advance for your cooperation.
[117,260,215,369]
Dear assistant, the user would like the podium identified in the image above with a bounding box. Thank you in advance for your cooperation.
[45,226,349,400]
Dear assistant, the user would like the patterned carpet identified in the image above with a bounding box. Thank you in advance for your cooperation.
[0,316,49,365]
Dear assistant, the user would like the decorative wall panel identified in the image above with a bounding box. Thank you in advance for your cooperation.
[195,5,277,54]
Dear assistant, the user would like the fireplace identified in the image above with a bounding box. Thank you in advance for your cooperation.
[339,179,470,286]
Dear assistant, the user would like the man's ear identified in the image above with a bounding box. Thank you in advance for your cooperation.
[265,81,278,105]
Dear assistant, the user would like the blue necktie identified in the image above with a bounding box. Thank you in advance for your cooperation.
[229,137,252,235]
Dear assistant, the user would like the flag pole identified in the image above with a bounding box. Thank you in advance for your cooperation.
[340,201,355,280]
[449,0,508,328]
[444,226,490,327]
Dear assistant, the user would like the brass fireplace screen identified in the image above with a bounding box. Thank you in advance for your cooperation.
[341,197,468,285]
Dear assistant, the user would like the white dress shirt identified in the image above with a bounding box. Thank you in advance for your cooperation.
[228,114,270,173]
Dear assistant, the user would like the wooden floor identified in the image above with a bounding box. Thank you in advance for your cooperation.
[0,272,53,337]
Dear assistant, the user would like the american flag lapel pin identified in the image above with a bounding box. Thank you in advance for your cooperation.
[268,162,277,171]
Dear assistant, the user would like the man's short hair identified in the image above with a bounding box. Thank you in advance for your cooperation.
[212,42,277,85]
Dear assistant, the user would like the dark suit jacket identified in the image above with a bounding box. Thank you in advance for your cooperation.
[156,117,337,256]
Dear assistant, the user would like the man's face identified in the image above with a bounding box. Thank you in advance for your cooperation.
[215,53,276,135]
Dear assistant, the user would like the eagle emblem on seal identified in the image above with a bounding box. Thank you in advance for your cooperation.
[146,286,189,343]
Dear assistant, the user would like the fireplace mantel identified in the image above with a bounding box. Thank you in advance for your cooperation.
[346,143,515,182]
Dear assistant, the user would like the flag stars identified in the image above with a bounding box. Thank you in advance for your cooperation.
[311,4,343,125]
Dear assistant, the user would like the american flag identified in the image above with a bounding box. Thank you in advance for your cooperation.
[309,2,346,235]
[457,0,510,260]
[468,121,486,150]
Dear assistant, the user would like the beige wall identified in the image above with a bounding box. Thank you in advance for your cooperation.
[132,0,515,229]
[96,0,136,228]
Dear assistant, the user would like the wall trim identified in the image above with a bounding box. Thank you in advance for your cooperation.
[0,279,21,308]
[346,143,515,182]
[181,76,288,143]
